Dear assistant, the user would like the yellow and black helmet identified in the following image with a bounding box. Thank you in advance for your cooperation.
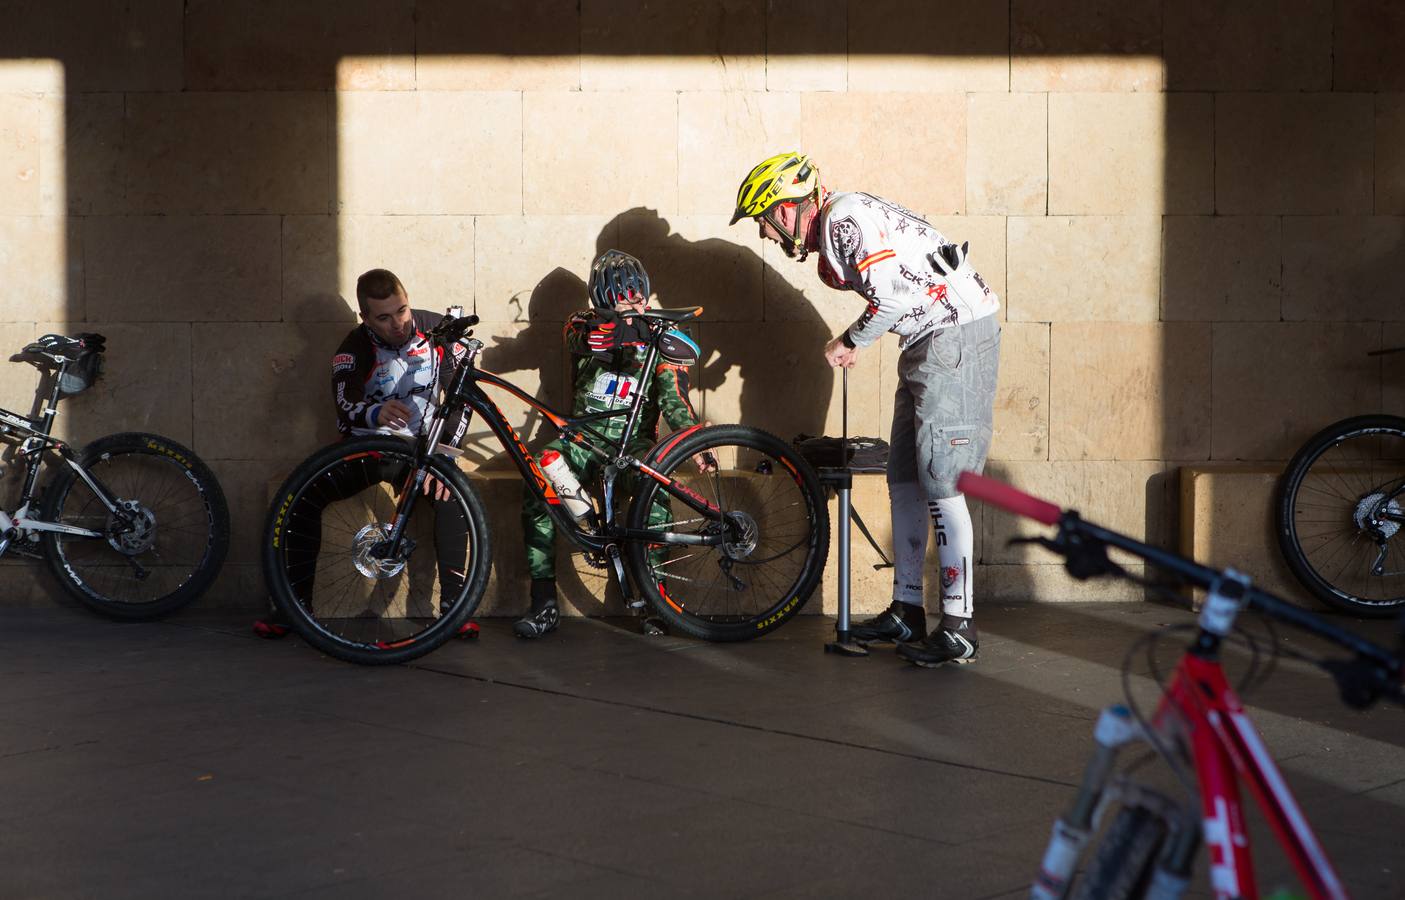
[729,152,819,225]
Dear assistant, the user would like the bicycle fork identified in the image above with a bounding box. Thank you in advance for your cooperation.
[1031,705,1200,900]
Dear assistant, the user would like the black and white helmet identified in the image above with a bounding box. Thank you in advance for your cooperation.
[588,249,651,310]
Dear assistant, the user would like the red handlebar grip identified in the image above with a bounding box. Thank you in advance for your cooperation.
[956,471,1062,525]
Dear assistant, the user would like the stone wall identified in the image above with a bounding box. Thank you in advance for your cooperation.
[1,0,1402,612]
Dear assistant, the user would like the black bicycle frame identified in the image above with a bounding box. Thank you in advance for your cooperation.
[382,318,725,559]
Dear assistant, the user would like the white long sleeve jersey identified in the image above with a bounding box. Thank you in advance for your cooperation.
[816,191,1000,350]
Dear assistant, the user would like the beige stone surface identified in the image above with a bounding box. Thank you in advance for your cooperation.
[1164,0,1332,91]
[1386,323,1405,416]
[1281,217,1405,323]
[192,323,349,460]
[0,0,182,92]
[1335,0,1405,91]
[338,92,520,216]
[61,93,125,216]
[523,92,677,215]
[46,322,194,449]
[765,0,846,92]
[967,93,1046,216]
[0,59,64,93]
[0,216,78,322]
[618,213,764,322]
[580,0,765,92]
[473,215,618,324]
[1161,216,1281,322]
[124,92,331,215]
[1011,0,1163,92]
[184,0,414,90]
[85,216,281,323]
[1216,94,1374,215]
[802,93,966,217]
[848,1,1009,93]
[1007,216,1162,322]
[0,323,38,419]
[761,241,863,333]
[416,0,581,91]
[1179,467,1305,605]
[1375,95,1405,215]
[0,93,40,216]
[1049,93,1213,215]
[696,321,873,440]
[282,216,475,323]
[1050,322,1213,462]
[989,322,1049,462]
[982,460,1175,564]
[212,459,298,566]
[981,562,1149,603]
[679,92,802,217]
[1212,323,1382,461]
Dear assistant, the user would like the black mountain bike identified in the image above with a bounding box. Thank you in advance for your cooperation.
[262,308,830,665]
[1276,347,1405,617]
[2,333,230,619]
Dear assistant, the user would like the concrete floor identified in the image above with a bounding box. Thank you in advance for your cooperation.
[2,602,1403,899]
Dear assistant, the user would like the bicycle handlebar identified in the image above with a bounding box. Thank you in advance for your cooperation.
[956,470,1405,708]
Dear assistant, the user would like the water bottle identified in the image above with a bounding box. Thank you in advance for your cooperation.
[539,450,598,528]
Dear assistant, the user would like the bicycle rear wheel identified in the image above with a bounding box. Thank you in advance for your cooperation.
[1276,415,1405,617]
[624,425,829,641]
[262,436,491,665]
[41,432,230,620]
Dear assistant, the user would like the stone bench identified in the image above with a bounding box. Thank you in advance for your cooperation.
[1178,464,1315,606]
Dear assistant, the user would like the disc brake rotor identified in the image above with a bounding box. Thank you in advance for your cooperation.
[352,523,408,579]
[106,500,157,555]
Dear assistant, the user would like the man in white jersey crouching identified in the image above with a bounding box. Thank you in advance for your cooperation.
[729,152,1002,667]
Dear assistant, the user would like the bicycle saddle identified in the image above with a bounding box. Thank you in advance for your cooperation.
[636,307,703,323]
[19,332,106,364]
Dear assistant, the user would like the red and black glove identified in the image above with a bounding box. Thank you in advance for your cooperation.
[585,310,648,353]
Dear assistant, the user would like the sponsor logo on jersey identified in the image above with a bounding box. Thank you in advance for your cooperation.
[587,371,638,408]
[332,353,355,373]
[941,565,961,589]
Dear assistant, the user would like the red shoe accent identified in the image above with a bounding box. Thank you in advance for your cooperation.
[253,620,290,640]
[456,621,480,639]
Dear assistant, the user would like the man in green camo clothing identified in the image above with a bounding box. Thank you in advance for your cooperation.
[516,249,709,638]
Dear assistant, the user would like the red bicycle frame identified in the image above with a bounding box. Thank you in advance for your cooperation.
[1162,652,1347,900]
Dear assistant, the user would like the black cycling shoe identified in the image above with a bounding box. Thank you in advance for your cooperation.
[253,604,291,639]
[897,618,979,667]
[850,600,926,644]
[514,603,560,639]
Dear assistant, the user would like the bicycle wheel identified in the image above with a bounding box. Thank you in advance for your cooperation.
[624,425,829,641]
[262,436,490,665]
[41,432,230,620]
[1276,415,1405,617]
[1070,806,1167,900]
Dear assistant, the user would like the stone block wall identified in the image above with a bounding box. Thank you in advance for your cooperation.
[1,0,1402,612]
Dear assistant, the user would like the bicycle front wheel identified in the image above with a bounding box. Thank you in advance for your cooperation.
[624,425,829,641]
[262,436,491,665]
[1276,415,1405,617]
[1070,806,1167,900]
[41,432,230,620]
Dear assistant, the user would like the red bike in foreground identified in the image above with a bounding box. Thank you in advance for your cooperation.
[955,472,1405,900]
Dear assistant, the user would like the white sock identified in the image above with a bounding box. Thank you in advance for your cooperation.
[928,495,974,619]
[889,481,927,608]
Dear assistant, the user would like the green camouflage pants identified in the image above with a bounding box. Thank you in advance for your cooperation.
[521,438,674,580]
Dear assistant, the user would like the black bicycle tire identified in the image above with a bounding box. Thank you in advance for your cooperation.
[623,424,829,641]
[1070,806,1167,900]
[41,432,230,620]
[1275,414,1405,617]
[261,436,491,665]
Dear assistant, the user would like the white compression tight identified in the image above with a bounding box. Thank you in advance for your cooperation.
[889,481,974,619]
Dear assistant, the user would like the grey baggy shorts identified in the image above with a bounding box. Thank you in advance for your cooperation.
[887,313,1001,498]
